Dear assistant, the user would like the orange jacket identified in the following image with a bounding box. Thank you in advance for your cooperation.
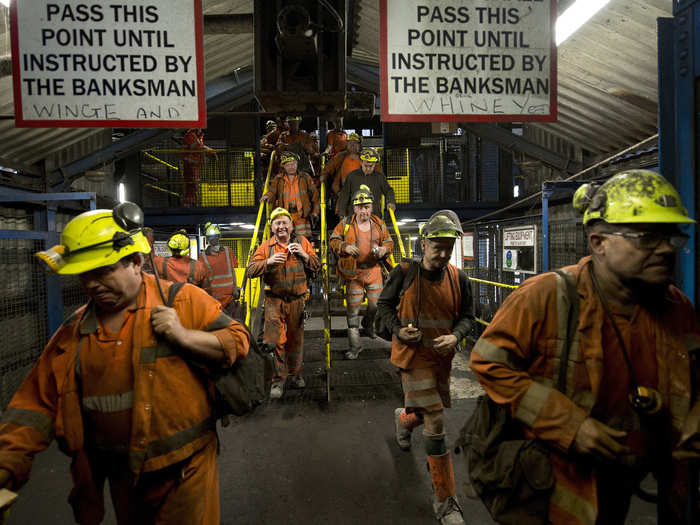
[470,257,700,524]
[326,129,347,157]
[199,246,239,307]
[0,274,249,512]
[154,255,209,290]
[330,215,393,280]
[182,129,205,166]
[321,150,362,194]
[247,235,320,297]
[264,171,320,218]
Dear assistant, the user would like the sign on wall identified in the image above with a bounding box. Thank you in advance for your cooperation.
[503,225,537,273]
[462,231,474,261]
[380,0,556,122]
[10,0,206,128]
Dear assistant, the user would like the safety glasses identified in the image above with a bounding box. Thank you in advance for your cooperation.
[601,231,689,250]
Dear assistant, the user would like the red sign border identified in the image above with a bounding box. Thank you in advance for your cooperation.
[379,0,558,123]
[10,0,207,129]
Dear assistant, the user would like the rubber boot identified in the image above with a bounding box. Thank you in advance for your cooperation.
[394,408,423,451]
[361,303,377,338]
[345,314,363,360]
[426,434,465,525]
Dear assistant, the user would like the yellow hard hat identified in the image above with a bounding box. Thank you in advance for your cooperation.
[168,233,191,256]
[280,151,300,165]
[347,132,361,142]
[266,120,276,129]
[204,222,221,236]
[34,202,151,275]
[352,188,374,205]
[360,148,379,163]
[573,170,695,225]
[270,207,293,223]
[421,210,463,239]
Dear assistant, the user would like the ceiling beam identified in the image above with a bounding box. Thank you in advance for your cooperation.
[461,123,580,174]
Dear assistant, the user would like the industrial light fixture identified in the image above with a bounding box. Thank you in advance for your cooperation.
[118,183,126,203]
[402,218,416,223]
[556,0,610,45]
[240,224,256,230]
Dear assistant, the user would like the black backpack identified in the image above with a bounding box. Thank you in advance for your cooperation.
[454,269,579,524]
[167,283,275,420]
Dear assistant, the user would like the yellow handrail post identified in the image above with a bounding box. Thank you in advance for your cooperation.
[388,207,406,259]
[244,150,276,326]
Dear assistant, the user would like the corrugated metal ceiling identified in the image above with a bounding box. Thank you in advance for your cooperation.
[0,0,674,175]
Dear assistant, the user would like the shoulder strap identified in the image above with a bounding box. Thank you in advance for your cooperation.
[201,250,212,272]
[553,269,580,394]
[167,282,186,307]
[188,260,196,283]
[399,259,421,297]
[162,257,168,279]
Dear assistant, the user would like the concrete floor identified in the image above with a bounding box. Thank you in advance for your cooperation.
[7,319,657,524]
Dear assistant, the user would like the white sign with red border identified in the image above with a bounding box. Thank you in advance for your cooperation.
[380,0,556,123]
[11,0,206,128]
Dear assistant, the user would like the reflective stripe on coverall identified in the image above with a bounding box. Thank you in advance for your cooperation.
[470,256,700,524]
[263,172,320,239]
[200,246,238,307]
[153,255,209,289]
[0,274,250,524]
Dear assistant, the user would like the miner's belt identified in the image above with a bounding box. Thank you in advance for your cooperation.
[267,292,305,302]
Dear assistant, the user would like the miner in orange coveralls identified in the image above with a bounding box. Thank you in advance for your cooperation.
[321,132,363,196]
[0,203,250,525]
[323,117,347,159]
[276,116,320,179]
[246,207,320,399]
[153,233,209,290]
[261,151,320,239]
[376,210,474,525]
[330,187,393,359]
[199,222,239,315]
[182,128,217,207]
[260,119,281,182]
[470,170,700,524]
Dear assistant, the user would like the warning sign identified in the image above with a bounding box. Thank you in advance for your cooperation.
[10,0,206,128]
[379,0,556,122]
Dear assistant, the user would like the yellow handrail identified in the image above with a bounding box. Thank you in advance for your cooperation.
[468,277,519,290]
[320,181,331,371]
[388,207,406,259]
[143,151,179,171]
[243,150,276,326]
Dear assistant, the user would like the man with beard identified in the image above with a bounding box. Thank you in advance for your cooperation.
[336,148,396,218]
[377,210,474,525]
[470,170,700,524]
[0,203,250,524]
[330,187,393,359]
[247,208,320,399]
[199,222,239,314]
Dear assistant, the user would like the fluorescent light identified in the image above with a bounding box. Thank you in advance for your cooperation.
[118,183,126,203]
[402,218,416,223]
[240,224,255,230]
[229,222,243,226]
[556,0,610,45]
[514,185,520,198]
[0,1,9,8]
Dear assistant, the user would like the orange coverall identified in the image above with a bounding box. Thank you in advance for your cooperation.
[330,214,393,308]
[182,130,205,207]
[0,274,250,525]
[326,129,347,157]
[199,246,239,309]
[322,150,362,195]
[263,171,320,238]
[276,130,320,177]
[247,236,320,382]
[153,255,210,290]
[470,256,700,524]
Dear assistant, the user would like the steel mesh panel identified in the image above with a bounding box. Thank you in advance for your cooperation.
[0,239,49,408]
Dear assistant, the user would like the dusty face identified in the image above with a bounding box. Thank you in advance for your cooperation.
[207,235,220,248]
[590,222,683,287]
[283,160,298,176]
[271,216,293,244]
[347,141,360,155]
[353,203,372,222]
[361,160,376,175]
[79,257,143,313]
[421,237,455,271]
